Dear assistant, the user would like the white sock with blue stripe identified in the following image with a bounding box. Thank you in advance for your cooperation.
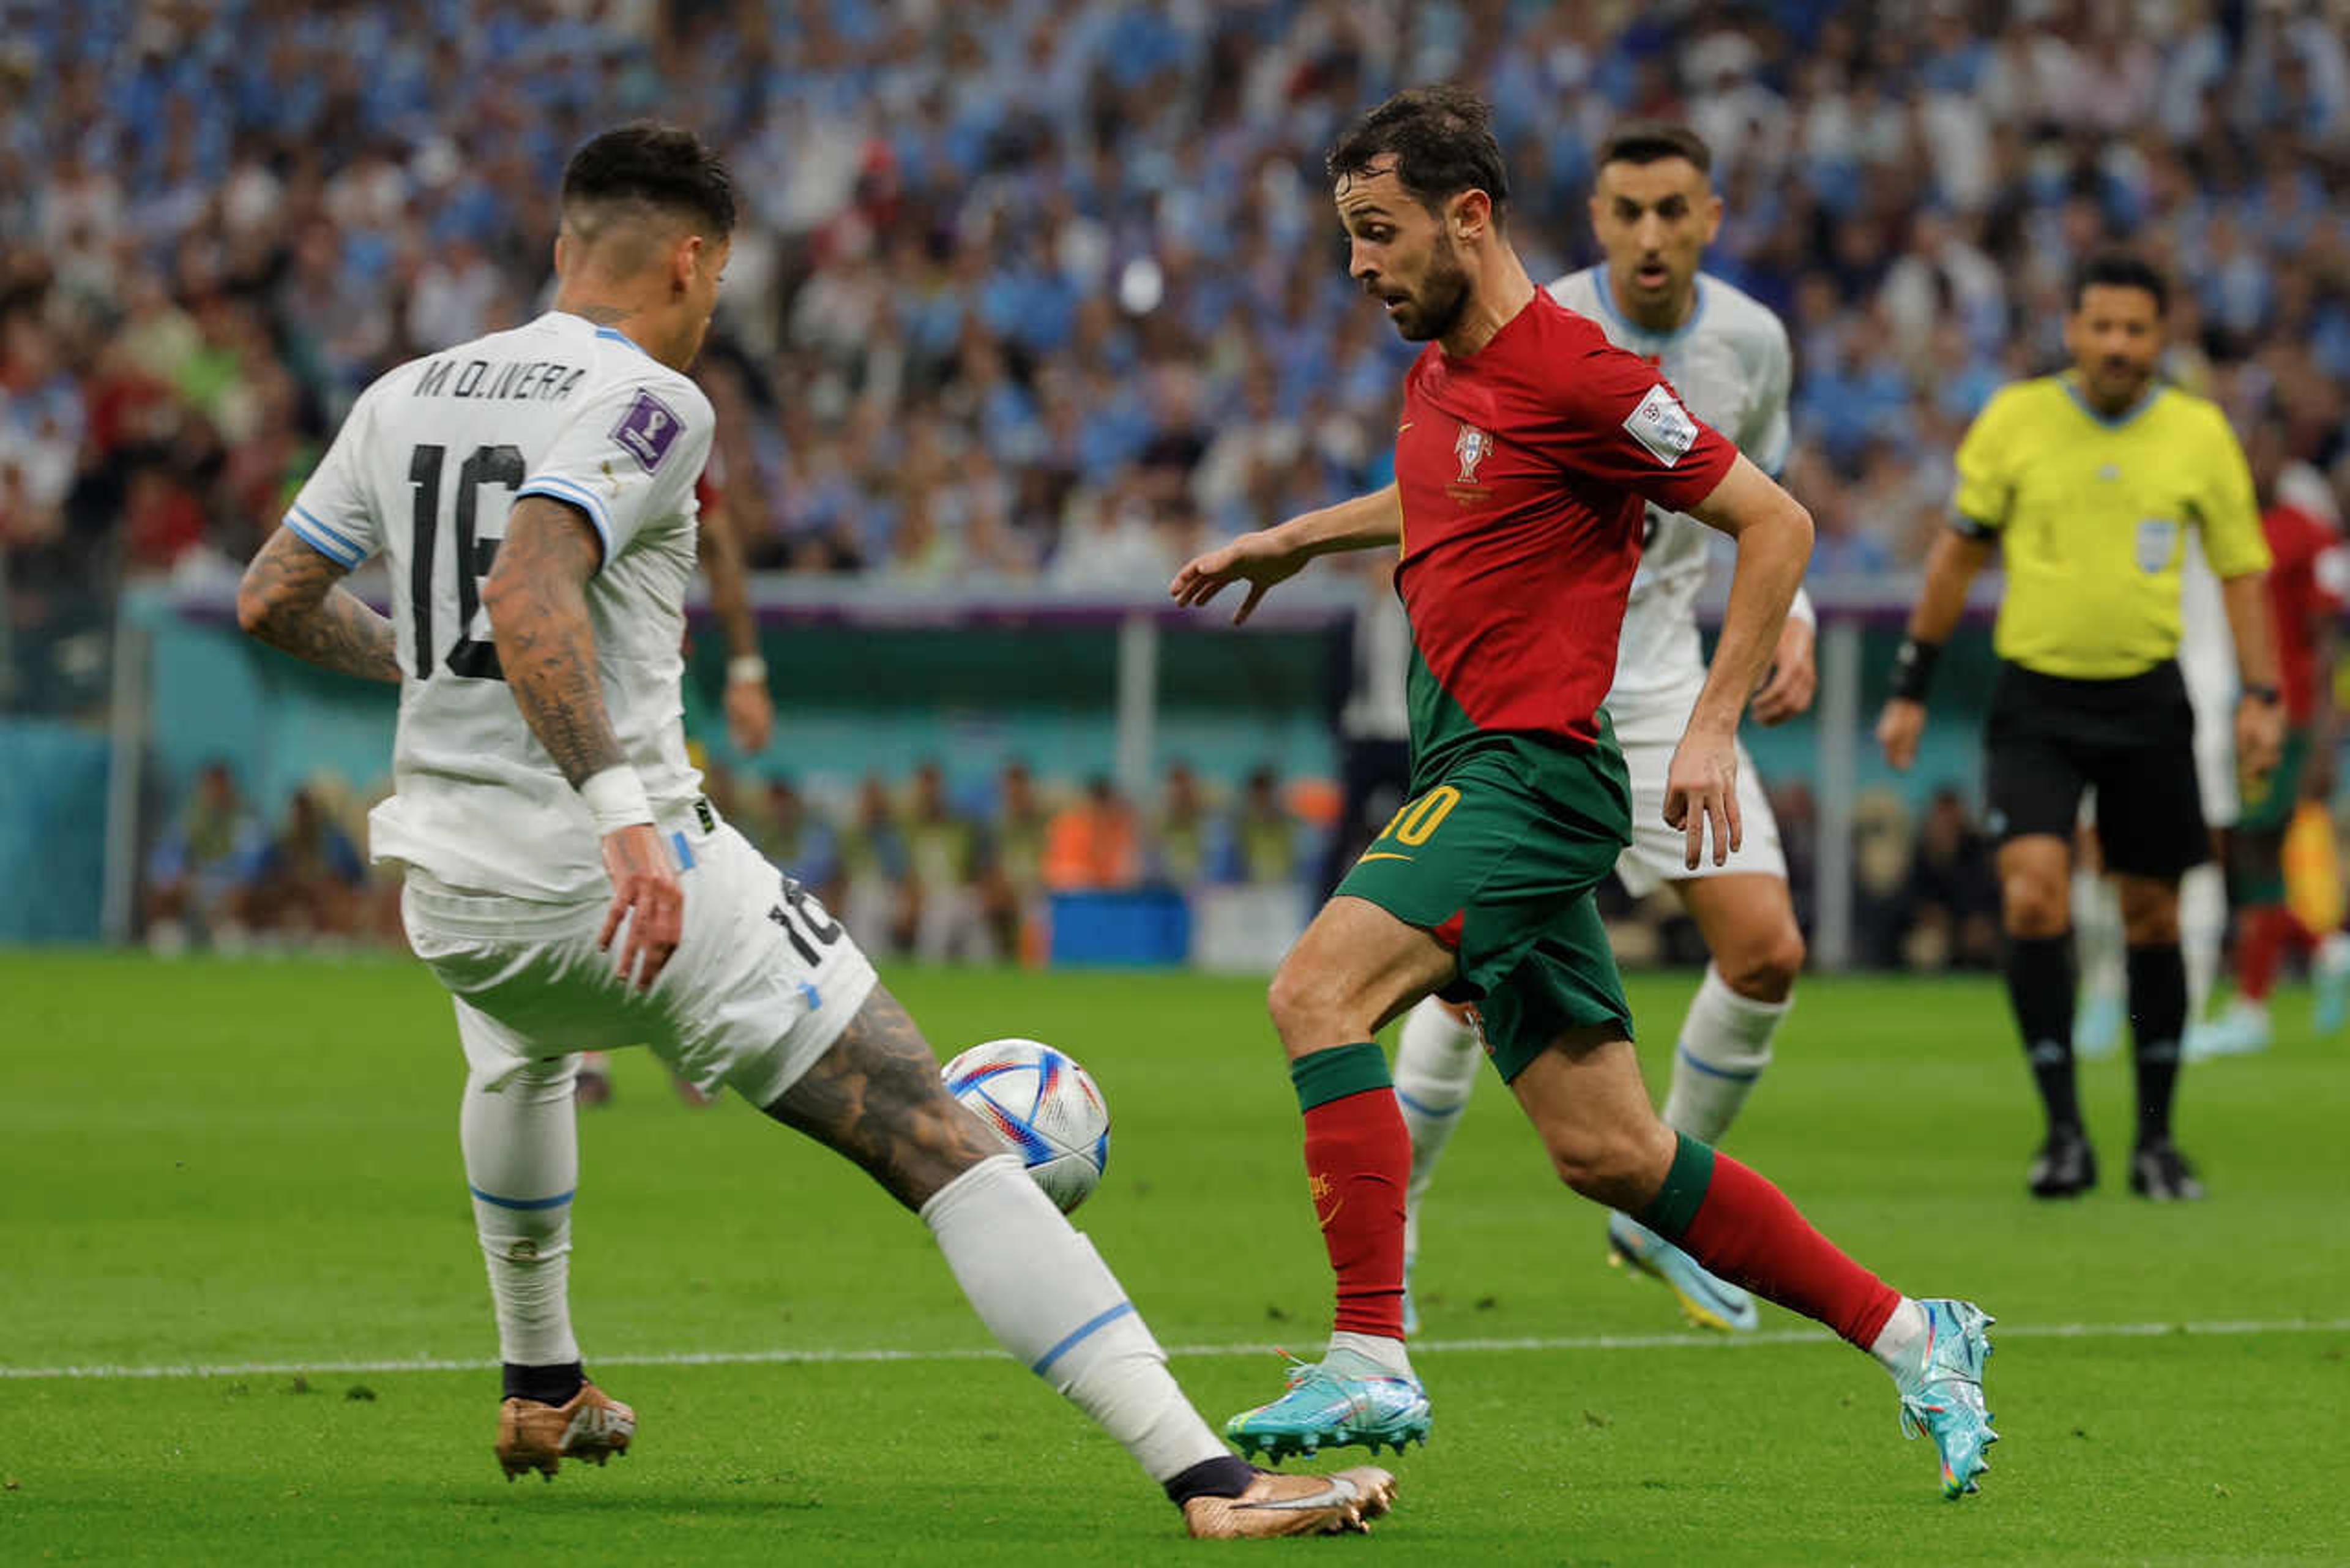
[462,1058,581,1368]
[1394,996,1482,1259]
[921,1154,1225,1482]
[1661,965,1785,1145]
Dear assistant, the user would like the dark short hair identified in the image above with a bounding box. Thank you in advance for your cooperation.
[1326,85,1509,223]
[561,121,735,237]
[2071,251,2168,315]
[1597,121,1713,176]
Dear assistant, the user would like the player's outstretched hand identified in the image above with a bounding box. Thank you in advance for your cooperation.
[725,676,774,755]
[1169,530,1307,625]
[1664,728,1743,870]
[1876,698,1926,771]
[600,823,684,990]
[1750,618,1818,726]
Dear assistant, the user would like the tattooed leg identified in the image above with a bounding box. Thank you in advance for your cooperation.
[762,984,1002,1211]
[767,985,1242,1493]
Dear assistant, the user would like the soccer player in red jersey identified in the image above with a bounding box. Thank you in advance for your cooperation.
[1171,88,1997,1499]
[2193,431,2350,1056]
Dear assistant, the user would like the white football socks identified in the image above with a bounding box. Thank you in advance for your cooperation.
[1329,1329,1417,1381]
[2180,862,2227,1023]
[1392,996,1482,1260]
[1660,965,1786,1144]
[1868,1296,1930,1376]
[922,1154,1226,1484]
[461,1058,581,1368]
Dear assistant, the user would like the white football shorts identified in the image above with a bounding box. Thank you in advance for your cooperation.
[401,812,876,1107]
[1606,682,1788,900]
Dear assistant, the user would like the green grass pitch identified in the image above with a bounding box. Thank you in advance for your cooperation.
[3,951,2346,1563]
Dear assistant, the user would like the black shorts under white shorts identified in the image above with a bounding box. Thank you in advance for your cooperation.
[1983,660,2209,879]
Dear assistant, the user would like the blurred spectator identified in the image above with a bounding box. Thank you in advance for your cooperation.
[244,784,367,939]
[753,775,840,892]
[1151,760,1212,888]
[904,758,990,961]
[1232,765,1300,886]
[980,760,1051,961]
[1900,785,2004,971]
[837,772,912,953]
[143,759,267,952]
[1043,775,1141,892]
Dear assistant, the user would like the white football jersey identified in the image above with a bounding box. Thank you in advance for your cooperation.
[1546,267,1794,705]
[282,311,714,900]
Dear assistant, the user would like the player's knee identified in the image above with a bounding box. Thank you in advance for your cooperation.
[1718,924,1805,1002]
[2118,883,2182,945]
[2001,876,2068,938]
[1543,1122,1660,1211]
[1266,961,1356,1053]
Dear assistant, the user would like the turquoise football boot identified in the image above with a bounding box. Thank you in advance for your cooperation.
[1893,1299,1999,1498]
[1225,1349,1431,1462]
[1606,1212,1759,1332]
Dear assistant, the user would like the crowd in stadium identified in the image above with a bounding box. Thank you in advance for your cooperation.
[9,0,2349,968]
[6,0,2350,611]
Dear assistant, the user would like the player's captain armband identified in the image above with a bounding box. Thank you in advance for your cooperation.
[1623,384,1701,466]
[580,766,655,835]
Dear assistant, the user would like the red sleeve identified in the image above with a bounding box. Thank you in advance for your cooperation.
[695,472,721,513]
[1548,334,1737,513]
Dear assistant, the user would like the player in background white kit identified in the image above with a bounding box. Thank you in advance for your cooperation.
[1391,124,1815,1335]
[233,122,1392,1539]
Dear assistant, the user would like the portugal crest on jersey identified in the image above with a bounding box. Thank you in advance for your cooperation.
[1454,424,1493,484]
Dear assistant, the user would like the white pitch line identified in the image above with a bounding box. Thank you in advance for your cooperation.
[4,1316,2344,1383]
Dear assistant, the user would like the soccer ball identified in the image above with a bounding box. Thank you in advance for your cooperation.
[941,1038,1110,1214]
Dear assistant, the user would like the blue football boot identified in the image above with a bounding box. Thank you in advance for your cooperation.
[1606,1212,1759,1332]
[1225,1349,1432,1462]
[1893,1299,1999,1499]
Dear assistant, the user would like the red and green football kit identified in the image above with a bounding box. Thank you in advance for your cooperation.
[1294,291,1900,1361]
[1339,289,1735,1075]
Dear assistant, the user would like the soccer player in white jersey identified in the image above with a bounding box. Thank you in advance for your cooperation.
[233,122,1392,1539]
[1390,124,1814,1335]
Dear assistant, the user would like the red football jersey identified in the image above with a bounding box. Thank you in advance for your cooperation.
[1393,289,1737,768]
[2261,501,2348,722]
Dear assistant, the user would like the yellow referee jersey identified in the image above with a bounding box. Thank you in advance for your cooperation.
[1952,375,2269,679]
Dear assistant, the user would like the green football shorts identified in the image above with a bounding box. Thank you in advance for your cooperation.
[1335,726,1635,1082]
[2234,724,2312,837]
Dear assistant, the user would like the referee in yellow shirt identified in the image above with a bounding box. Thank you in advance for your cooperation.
[1878,253,2282,1203]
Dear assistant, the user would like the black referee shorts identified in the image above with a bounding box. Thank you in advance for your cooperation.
[1983,660,2209,879]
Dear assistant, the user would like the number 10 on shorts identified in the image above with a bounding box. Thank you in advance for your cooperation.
[1363,785,1461,861]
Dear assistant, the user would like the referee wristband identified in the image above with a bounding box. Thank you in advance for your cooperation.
[1890,637,1942,703]
[727,655,769,686]
[579,766,654,835]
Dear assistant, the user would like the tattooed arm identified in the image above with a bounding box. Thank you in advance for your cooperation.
[236,528,401,683]
[482,495,682,988]
[480,496,625,786]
